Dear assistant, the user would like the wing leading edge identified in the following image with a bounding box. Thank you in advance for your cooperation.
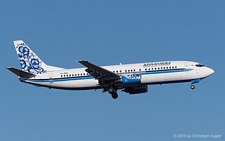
[78,60,120,84]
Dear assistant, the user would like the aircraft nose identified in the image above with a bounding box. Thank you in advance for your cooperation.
[207,67,214,76]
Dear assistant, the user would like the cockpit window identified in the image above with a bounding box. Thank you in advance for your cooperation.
[196,63,204,67]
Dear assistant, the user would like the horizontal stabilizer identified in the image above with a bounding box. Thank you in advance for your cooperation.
[7,67,35,78]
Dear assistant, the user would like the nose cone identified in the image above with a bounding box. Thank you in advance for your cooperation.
[205,67,214,77]
[208,68,214,75]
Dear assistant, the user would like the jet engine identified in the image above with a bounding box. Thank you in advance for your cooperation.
[122,85,148,94]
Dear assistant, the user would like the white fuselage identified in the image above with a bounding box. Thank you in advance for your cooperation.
[21,61,214,90]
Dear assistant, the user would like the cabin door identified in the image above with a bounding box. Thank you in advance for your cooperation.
[184,62,189,68]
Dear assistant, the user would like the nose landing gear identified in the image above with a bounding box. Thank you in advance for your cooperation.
[190,79,201,90]
[190,85,195,90]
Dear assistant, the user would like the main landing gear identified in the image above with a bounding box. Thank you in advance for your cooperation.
[190,85,195,90]
[108,87,118,99]
[111,92,118,99]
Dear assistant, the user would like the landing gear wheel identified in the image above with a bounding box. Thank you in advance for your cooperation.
[111,93,118,99]
[190,85,195,90]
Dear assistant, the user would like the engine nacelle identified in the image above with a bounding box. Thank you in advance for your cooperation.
[121,73,141,85]
[123,85,148,94]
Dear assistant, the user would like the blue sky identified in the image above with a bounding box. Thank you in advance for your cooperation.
[1,0,225,140]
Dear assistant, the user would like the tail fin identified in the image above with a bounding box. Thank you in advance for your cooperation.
[14,40,63,74]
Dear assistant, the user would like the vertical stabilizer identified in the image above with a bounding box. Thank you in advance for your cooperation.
[14,40,63,74]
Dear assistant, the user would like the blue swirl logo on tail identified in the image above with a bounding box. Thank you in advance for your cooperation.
[16,43,45,74]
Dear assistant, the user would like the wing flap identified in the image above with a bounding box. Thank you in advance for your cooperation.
[7,67,35,78]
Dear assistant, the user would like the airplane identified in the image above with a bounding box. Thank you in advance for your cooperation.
[7,40,214,99]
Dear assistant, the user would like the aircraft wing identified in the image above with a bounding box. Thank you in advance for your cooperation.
[78,60,120,83]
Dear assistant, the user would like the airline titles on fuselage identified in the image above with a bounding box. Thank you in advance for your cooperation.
[143,61,171,68]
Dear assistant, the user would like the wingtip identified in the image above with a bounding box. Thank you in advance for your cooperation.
[78,60,88,62]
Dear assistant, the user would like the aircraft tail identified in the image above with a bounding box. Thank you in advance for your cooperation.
[13,40,63,74]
